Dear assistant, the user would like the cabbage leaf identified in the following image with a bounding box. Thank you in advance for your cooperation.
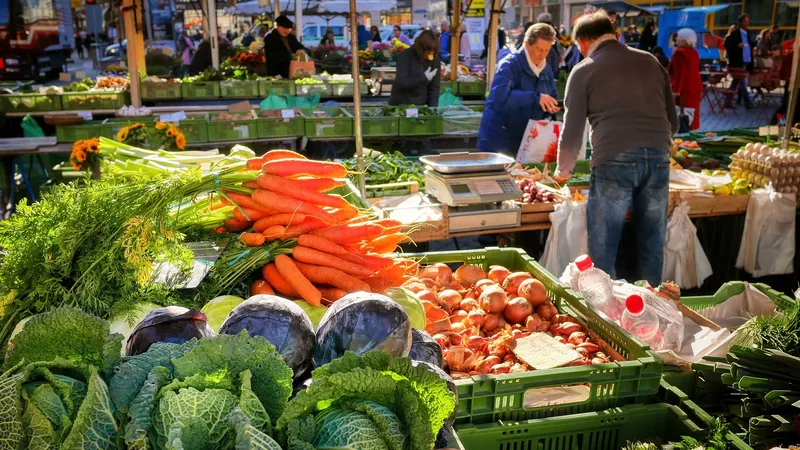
[153,387,237,450]
[61,369,119,450]
[0,372,24,449]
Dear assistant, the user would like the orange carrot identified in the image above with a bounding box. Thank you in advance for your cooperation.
[328,207,360,224]
[366,233,409,254]
[294,261,372,293]
[224,218,253,232]
[373,219,403,234]
[256,174,353,210]
[251,189,335,223]
[251,279,275,295]
[342,243,368,255]
[275,255,321,306]
[262,225,286,240]
[262,149,307,162]
[247,157,265,170]
[253,213,307,233]
[292,177,345,192]
[319,287,348,301]
[223,191,273,214]
[297,234,349,255]
[310,222,386,244]
[243,181,260,190]
[284,217,328,237]
[363,276,393,294]
[261,159,347,179]
[345,216,371,225]
[233,207,270,222]
[262,263,298,297]
[291,246,375,278]
[240,232,266,247]
[374,262,413,284]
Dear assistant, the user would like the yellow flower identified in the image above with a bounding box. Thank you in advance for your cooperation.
[129,123,145,130]
[116,127,129,142]
[175,133,186,150]
[166,127,176,137]
[155,121,167,130]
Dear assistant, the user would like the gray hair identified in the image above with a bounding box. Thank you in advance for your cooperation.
[525,23,556,45]
[676,28,697,48]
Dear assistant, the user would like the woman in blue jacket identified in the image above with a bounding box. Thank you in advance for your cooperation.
[478,23,559,155]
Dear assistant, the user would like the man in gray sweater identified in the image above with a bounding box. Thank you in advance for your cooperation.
[555,10,679,287]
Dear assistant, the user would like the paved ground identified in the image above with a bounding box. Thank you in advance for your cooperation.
[696,88,784,133]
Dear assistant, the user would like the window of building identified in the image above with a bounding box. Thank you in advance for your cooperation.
[746,0,773,26]
[715,3,742,28]
[776,2,799,27]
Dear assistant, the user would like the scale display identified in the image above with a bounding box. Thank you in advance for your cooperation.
[425,170,522,206]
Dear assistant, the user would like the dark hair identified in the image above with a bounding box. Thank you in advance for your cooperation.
[738,14,749,24]
[413,30,439,63]
[371,25,379,33]
[652,46,664,55]
[572,10,616,41]
[394,25,402,32]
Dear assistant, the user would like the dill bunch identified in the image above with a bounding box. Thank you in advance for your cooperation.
[736,302,800,357]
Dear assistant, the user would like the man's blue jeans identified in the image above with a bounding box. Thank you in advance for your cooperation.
[587,148,670,286]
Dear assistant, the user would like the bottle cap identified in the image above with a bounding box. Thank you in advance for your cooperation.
[575,254,593,272]
[626,295,644,314]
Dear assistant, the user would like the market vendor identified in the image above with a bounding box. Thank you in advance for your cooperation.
[264,15,307,79]
[389,30,441,107]
[477,23,559,155]
[555,11,678,286]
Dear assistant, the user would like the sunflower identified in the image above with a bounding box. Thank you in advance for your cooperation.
[129,123,145,130]
[73,148,87,162]
[166,126,176,137]
[155,121,167,130]
[175,133,186,150]
[116,126,129,142]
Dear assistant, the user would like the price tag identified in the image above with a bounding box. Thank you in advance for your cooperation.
[160,111,187,124]
[405,108,419,118]
[281,109,296,119]
[77,111,93,120]
[59,72,72,82]
[76,71,87,79]
[233,125,250,139]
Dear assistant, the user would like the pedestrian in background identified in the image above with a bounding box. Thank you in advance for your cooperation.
[74,34,84,59]
[556,10,678,286]
[390,30,440,106]
[177,30,196,76]
[440,20,450,60]
[392,26,413,46]
[371,26,382,43]
[638,22,656,51]
[651,46,669,68]
[723,14,753,109]
[458,23,471,67]
[668,28,702,130]
[755,28,774,69]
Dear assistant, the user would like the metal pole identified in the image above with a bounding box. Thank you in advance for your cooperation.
[274,0,280,17]
[296,0,303,41]
[208,0,219,68]
[451,0,461,81]
[782,12,800,146]
[486,0,499,90]
[349,0,365,196]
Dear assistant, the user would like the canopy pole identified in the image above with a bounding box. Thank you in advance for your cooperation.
[486,0,500,90]
[450,0,461,81]
[123,0,145,107]
[349,0,366,196]
[274,0,280,17]
[296,0,303,41]
[782,11,800,147]
[208,0,219,68]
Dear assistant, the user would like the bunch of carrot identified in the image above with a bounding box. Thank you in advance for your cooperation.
[219,149,418,307]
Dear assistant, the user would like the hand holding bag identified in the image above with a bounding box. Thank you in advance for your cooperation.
[289,52,316,79]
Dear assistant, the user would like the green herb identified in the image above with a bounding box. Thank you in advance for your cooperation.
[737,302,800,357]
[622,442,658,450]
[343,150,426,188]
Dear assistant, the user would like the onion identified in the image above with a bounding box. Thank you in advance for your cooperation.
[438,289,463,311]
[502,272,533,295]
[459,298,479,312]
[482,313,500,332]
[517,278,549,307]
[536,302,558,320]
[503,297,533,324]
[466,310,486,328]
[488,266,511,284]
[479,286,508,314]
[417,289,437,303]
[404,281,427,294]
[471,279,496,299]
[454,264,486,285]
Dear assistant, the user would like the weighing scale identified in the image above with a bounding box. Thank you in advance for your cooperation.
[420,153,523,232]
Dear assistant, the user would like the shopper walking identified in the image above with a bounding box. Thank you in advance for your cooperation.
[668,28,702,130]
[177,30,196,76]
[74,34,84,59]
[755,29,774,69]
[392,26,413,46]
[477,23,559,155]
[723,14,753,109]
[556,10,678,286]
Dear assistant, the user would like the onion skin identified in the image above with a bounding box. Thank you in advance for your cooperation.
[503,297,533,324]
[488,266,511,284]
[482,313,500,332]
[438,289,463,311]
[479,286,509,314]
[502,272,533,295]
[517,278,549,307]
[454,264,487,286]
[467,310,486,328]
[459,298,479,312]
[471,279,496,299]
[536,302,558,320]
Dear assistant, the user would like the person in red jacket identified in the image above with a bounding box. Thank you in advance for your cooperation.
[668,28,703,130]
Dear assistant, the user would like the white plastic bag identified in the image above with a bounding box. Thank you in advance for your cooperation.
[736,186,796,277]
[662,202,713,289]
[612,284,685,351]
[541,193,588,278]
[516,120,561,164]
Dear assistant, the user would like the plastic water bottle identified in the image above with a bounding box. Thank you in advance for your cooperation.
[575,255,622,321]
[621,295,665,351]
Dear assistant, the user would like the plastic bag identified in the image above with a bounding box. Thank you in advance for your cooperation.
[286,93,321,109]
[662,202,712,289]
[541,191,587,277]
[259,93,288,110]
[438,89,462,107]
[516,120,561,164]
[736,185,796,277]
[21,114,45,137]
[612,283,685,351]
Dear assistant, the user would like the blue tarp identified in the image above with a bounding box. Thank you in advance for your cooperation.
[679,4,731,14]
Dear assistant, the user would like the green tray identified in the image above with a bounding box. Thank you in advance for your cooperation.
[440,80,457,94]
[440,105,481,135]
[0,93,61,112]
[405,248,663,425]
[295,83,331,96]
[55,122,103,142]
[681,281,796,312]
[302,107,353,138]
[61,91,127,110]
[256,110,305,138]
[355,108,398,137]
[258,79,296,97]
[172,114,209,143]
[398,115,443,136]
[100,117,156,139]
[220,79,260,99]
[180,81,221,99]
[329,82,369,97]
[141,81,182,101]
[207,111,258,141]
[457,81,486,95]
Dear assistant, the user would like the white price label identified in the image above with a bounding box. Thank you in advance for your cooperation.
[77,111,93,120]
[405,108,419,118]
[233,125,250,139]
[281,109,296,119]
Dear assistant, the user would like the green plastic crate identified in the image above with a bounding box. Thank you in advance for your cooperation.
[100,117,156,139]
[398,115,444,136]
[329,82,369,97]
[353,108,398,137]
[681,281,796,312]
[207,111,259,141]
[256,109,305,138]
[302,107,353,138]
[295,82,331,96]
[440,105,481,135]
[457,81,486,95]
[258,79,296,97]
[0,93,61,112]
[455,379,750,450]
[180,81,221,100]
[56,122,103,142]
[405,248,663,425]
[440,80,457,94]
[220,79,260,99]
[172,114,209,143]
[61,91,127,110]
[141,81,182,101]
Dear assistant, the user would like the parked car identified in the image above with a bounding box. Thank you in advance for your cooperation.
[379,25,422,44]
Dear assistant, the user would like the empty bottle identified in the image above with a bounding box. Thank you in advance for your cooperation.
[621,294,665,351]
[575,254,622,321]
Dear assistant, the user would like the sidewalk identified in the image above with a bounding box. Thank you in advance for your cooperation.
[696,93,781,133]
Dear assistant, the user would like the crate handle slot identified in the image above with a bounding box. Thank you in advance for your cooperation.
[522,384,591,409]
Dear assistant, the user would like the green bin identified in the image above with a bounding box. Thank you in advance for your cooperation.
[100,117,156,139]
[295,82,331,96]
[61,91,127,110]
[329,82,369,97]
[0,93,61,112]
[440,80,457,93]
[398,114,444,136]
[457,81,487,95]
[302,107,353,138]
[353,108,398,137]
[141,81,182,101]
[258,79,296,97]
[256,109,305,138]
[180,81,221,100]
[220,79,260,99]
[55,122,103,142]
[172,113,209,143]
[207,111,259,141]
